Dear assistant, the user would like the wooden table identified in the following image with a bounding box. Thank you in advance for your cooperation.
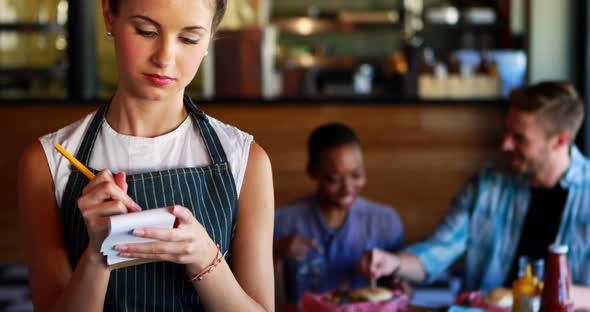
[277,303,447,311]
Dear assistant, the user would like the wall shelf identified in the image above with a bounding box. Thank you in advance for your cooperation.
[270,16,400,35]
[0,22,66,33]
[0,65,66,78]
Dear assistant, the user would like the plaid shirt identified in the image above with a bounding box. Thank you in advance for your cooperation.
[407,146,590,291]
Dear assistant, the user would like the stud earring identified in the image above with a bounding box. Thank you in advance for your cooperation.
[204,51,209,56]
[106,31,113,37]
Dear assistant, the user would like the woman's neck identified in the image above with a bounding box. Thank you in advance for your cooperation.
[106,91,188,137]
[318,200,350,230]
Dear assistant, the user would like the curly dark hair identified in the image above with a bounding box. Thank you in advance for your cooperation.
[308,123,362,168]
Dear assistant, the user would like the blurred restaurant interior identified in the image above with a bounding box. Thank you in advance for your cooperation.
[0,0,589,310]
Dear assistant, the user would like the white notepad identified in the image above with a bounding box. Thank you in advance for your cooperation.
[100,207,176,268]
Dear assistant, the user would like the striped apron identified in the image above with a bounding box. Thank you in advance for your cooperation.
[60,96,238,311]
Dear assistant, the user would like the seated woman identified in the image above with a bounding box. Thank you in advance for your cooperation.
[273,123,404,303]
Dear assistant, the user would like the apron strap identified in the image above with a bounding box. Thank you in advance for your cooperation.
[75,103,109,164]
[184,95,229,165]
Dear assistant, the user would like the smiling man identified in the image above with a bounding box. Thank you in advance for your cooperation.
[357,81,590,309]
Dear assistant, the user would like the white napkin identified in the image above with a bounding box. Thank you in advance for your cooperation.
[100,207,176,266]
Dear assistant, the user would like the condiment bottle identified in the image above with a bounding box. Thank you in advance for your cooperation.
[513,264,541,312]
[540,244,574,312]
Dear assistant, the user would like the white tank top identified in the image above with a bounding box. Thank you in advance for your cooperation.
[39,111,253,207]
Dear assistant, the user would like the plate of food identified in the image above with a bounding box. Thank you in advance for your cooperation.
[451,288,512,312]
[302,286,409,312]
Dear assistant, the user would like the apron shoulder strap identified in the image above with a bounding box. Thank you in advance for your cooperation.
[184,95,229,165]
[75,103,109,165]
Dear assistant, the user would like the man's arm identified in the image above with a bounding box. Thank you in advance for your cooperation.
[357,246,451,283]
[359,174,482,283]
[402,174,481,283]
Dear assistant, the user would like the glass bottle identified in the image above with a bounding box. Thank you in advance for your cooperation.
[513,264,541,312]
[295,249,324,305]
[540,245,574,312]
[353,64,374,95]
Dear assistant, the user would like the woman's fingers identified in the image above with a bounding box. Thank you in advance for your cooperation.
[82,199,129,219]
[297,237,321,253]
[116,240,190,256]
[113,207,209,266]
[131,227,192,242]
[114,172,128,193]
[80,170,140,212]
[169,205,196,225]
[115,239,201,264]
[117,251,188,263]
[81,169,114,195]
[290,236,319,259]
[79,181,141,212]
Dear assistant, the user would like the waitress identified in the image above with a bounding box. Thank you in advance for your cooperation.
[18,0,274,311]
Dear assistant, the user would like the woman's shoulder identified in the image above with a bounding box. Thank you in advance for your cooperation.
[205,114,253,143]
[19,140,47,175]
[38,110,98,149]
[37,111,98,181]
[354,197,401,219]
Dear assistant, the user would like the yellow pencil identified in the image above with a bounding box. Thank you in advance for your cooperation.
[54,143,95,180]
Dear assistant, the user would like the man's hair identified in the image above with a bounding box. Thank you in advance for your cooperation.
[108,0,227,32]
[308,123,361,168]
[509,81,585,139]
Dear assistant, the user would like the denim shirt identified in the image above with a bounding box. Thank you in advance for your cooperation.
[407,146,590,291]
[275,196,404,301]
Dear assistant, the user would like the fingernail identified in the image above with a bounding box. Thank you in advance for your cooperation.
[120,253,130,257]
[133,203,142,211]
[115,245,128,251]
[133,229,144,236]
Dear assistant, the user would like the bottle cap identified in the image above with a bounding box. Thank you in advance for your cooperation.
[549,244,568,254]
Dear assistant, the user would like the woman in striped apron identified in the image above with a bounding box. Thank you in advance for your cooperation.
[18,0,274,311]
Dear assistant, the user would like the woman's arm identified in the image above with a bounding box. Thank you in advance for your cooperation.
[194,142,275,311]
[273,235,320,260]
[18,141,111,311]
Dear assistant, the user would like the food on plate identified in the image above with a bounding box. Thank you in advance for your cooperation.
[483,287,513,308]
[348,287,394,302]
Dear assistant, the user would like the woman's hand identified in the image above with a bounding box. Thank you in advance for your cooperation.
[356,248,400,281]
[391,276,414,298]
[275,235,321,260]
[77,170,142,258]
[114,205,218,277]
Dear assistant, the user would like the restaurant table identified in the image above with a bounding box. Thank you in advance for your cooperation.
[276,303,448,312]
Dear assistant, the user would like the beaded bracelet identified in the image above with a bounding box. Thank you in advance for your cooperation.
[189,244,227,282]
